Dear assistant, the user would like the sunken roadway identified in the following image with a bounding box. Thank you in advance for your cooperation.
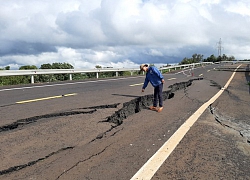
[0,63,250,180]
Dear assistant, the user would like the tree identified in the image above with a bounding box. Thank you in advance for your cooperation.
[39,63,53,82]
[40,63,52,69]
[192,53,203,63]
[217,56,222,62]
[179,54,204,65]
[228,56,235,61]
[205,54,217,62]
[17,65,38,83]
[51,62,73,69]
[221,54,227,61]
[0,66,10,70]
[19,65,38,70]
[38,62,74,82]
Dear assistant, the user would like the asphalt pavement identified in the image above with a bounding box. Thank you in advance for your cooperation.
[0,63,249,180]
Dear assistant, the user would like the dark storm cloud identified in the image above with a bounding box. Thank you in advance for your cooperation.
[0,40,57,56]
[0,0,249,69]
[128,45,216,65]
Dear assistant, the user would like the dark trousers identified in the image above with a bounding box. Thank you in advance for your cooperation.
[153,83,163,107]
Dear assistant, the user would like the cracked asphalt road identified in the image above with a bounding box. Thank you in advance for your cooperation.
[0,63,249,180]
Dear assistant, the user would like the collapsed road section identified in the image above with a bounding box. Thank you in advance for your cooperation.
[0,78,203,177]
[0,79,202,134]
[106,78,203,125]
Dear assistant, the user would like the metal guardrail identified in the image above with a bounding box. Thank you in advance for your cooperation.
[0,62,213,84]
[219,61,250,64]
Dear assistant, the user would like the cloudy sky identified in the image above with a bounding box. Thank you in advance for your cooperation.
[0,0,249,69]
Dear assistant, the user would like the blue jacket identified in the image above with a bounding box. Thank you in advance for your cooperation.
[142,66,164,89]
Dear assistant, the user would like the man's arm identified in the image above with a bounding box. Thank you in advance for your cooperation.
[142,77,149,92]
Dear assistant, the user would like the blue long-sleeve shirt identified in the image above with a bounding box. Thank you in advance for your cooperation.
[142,66,164,89]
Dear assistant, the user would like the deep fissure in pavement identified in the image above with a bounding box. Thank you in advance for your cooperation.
[106,78,202,125]
[79,103,120,109]
[209,105,250,144]
[0,103,121,133]
[0,79,201,133]
[0,146,74,176]
[0,78,202,176]
[0,110,97,133]
[210,80,222,89]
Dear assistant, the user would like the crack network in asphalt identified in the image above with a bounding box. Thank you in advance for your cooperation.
[0,147,74,176]
[0,78,203,176]
[0,110,96,133]
[106,78,202,125]
[55,144,112,180]
[209,105,250,144]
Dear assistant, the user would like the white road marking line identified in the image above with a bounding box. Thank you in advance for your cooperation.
[129,83,144,87]
[130,64,242,180]
[16,93,77,104]
[167,78,176,80]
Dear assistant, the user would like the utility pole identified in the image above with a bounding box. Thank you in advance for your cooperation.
[217,38,223,57]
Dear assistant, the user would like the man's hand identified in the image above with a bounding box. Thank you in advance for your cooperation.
[162,79,165,84]
[142,89,145,92]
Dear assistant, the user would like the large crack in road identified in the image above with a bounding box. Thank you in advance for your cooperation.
[0,104,121,133]
[0,110,97,133]
[0,78,203,177]
[55,144,113,180]
[106,78,203,125]
[209,105,250,143]
[208,65,250,144]
[0,146,74,176]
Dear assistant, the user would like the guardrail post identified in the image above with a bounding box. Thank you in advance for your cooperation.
[116,71,118,77]
[96,72,99,79]
[31,75,34,84]
[69,74,72,81]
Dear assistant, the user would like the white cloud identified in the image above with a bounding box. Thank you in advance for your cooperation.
[147,49,164,56]
[0,0,250,70]
[225,1,250,17]
[200,0,221,5]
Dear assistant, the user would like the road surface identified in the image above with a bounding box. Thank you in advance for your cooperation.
[0,63,249,180]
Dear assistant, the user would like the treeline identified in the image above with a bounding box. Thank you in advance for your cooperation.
[0,63,132,86]
[179,53,236,65]
[0,62,74,86]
